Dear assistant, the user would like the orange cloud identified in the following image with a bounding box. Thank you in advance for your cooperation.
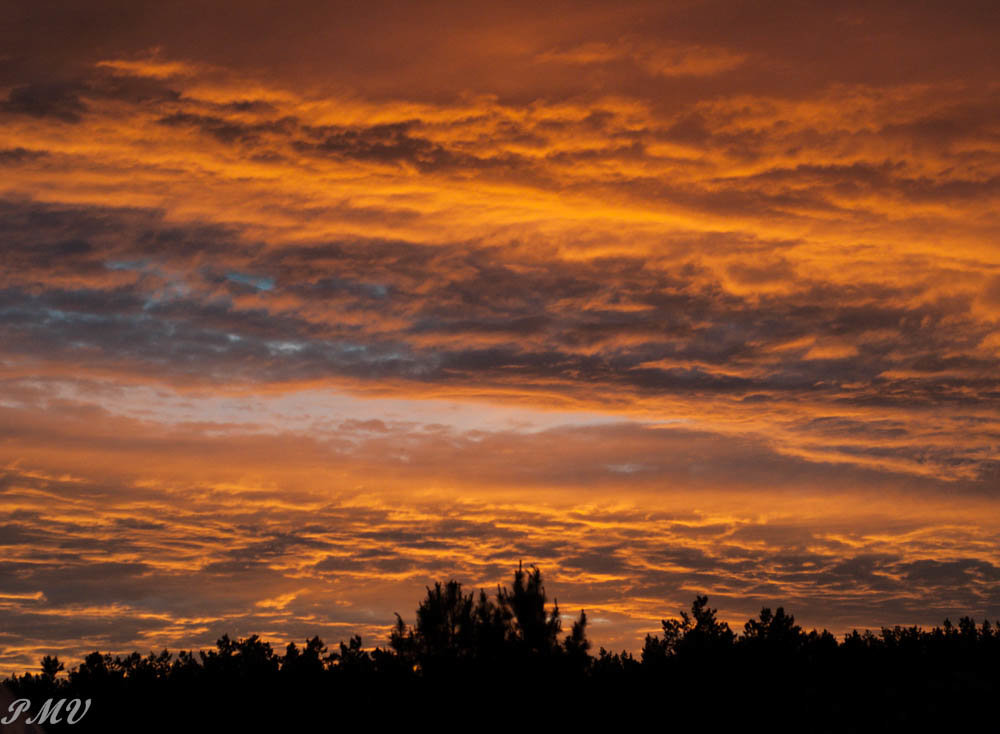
[0,0,998,675]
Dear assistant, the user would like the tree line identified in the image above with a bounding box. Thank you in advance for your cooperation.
[4,563,999,731]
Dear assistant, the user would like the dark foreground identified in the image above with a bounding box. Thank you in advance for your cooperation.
[5,565,998,732]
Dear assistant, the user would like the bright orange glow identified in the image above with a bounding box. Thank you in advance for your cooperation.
[0,0,998,674]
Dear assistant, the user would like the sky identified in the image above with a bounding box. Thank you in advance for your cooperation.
[1,0,999,673]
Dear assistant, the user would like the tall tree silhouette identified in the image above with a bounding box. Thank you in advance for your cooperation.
[642,594,735,664]
[499,562,563,656]
[390,580,479,671]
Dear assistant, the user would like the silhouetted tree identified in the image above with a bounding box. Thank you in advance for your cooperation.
[741,606,803,654]
[39,654,64,682]
[282,635,327,678]
[642,594,735,665]
[390,580,478,671]
[563,610,591,669]
[499,562,563,656]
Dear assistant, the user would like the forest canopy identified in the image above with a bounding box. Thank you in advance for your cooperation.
[4,564,999,731]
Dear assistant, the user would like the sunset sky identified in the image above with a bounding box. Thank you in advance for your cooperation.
[1,0,999,673]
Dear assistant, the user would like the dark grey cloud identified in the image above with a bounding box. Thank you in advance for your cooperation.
[1,82,88,122]
[0,147,48,164]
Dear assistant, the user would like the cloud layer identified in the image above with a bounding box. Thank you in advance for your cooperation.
[0,0,998,672]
